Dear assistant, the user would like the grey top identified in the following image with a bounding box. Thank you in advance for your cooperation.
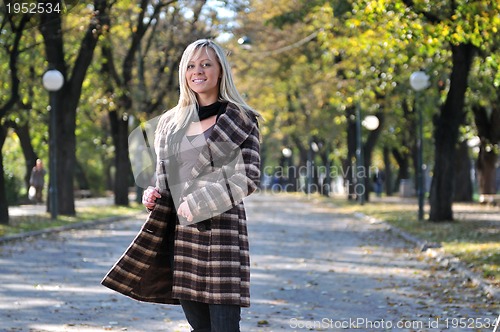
[176,125,215,184]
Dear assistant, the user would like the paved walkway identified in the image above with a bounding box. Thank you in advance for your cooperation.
[0,193,498,331]
[8,197,116,216]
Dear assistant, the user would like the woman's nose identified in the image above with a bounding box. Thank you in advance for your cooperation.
[194,65,204,73]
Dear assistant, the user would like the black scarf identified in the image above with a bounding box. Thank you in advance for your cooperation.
[168,102,228,154]
[196,101,226,121]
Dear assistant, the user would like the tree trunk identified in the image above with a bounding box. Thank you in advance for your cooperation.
[290,133,308,192]
[109,110,132,205]
[346,106,357,200]
[453,140,473,202]
[75,159,90,191]
[319,149,331,196]
[383,146,393,196]
[392,148,410,188]
[472,104,500,195]
[0,13,30,224]
[477,146,498,195]
[259,143,267,189]
[0,126,9,224]
[429,43,475,221]
[9,122,38,191]
[392,98,413,193]
[40,0,109,215]
[57,91,77,214]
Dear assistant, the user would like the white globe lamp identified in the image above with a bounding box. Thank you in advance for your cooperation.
[42,70,64,91]
[409,71,430,92]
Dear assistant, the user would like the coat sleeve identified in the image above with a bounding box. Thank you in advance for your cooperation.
[184,122,260,219]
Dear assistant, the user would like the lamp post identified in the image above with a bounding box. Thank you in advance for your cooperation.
[409,71,430,221]
[42,69,64,219]
[306,139,319,194]
[237,36,252,50]
[355,107,380,205]
[355,105,363,203]
[282,147,292,191]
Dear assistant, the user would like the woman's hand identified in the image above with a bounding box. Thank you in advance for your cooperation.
[142,186,161,210]
[177,197,193,222]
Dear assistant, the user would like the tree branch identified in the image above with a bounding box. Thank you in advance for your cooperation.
[70,0,110,93]
[122,0,177,86]
[0,14,30,119]
[400,0,442,23]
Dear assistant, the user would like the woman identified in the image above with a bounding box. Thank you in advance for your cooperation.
[29,159,46,203]
[102,39,261,332]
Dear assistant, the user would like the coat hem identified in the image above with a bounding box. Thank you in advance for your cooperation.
[172,292,250,308]
[101,280,180,305]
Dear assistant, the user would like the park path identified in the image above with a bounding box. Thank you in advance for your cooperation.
[8,197,116,217]
[0,193,498,331]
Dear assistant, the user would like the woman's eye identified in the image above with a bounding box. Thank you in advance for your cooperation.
[202,63,211,67]
[187,64,194,69]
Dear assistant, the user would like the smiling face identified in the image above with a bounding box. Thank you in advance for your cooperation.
[186,47,222,106]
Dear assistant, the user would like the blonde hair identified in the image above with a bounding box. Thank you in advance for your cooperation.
[156,39,259,144]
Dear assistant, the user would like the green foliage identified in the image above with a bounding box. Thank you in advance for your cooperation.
[2,130,31,203]
[231,0,351,168]
[4,171,22,205]
[232,0,500,189]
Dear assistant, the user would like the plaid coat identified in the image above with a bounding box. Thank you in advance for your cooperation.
[101,103,260,307]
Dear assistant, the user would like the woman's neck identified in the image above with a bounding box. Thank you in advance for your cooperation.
[196,94,218,106]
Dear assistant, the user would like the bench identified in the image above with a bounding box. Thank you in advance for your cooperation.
[75,189,92,198]
[479,194,500,206]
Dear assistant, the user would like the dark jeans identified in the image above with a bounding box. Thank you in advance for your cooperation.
[180,299,241,332]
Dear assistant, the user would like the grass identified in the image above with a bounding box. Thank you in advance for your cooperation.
[0,203,143,237]
[311,194,500,288]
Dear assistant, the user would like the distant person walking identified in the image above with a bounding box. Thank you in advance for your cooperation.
[373,170,384,197]
[29,159,46,203]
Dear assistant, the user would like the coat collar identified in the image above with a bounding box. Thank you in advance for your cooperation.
[208,103,255,156]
